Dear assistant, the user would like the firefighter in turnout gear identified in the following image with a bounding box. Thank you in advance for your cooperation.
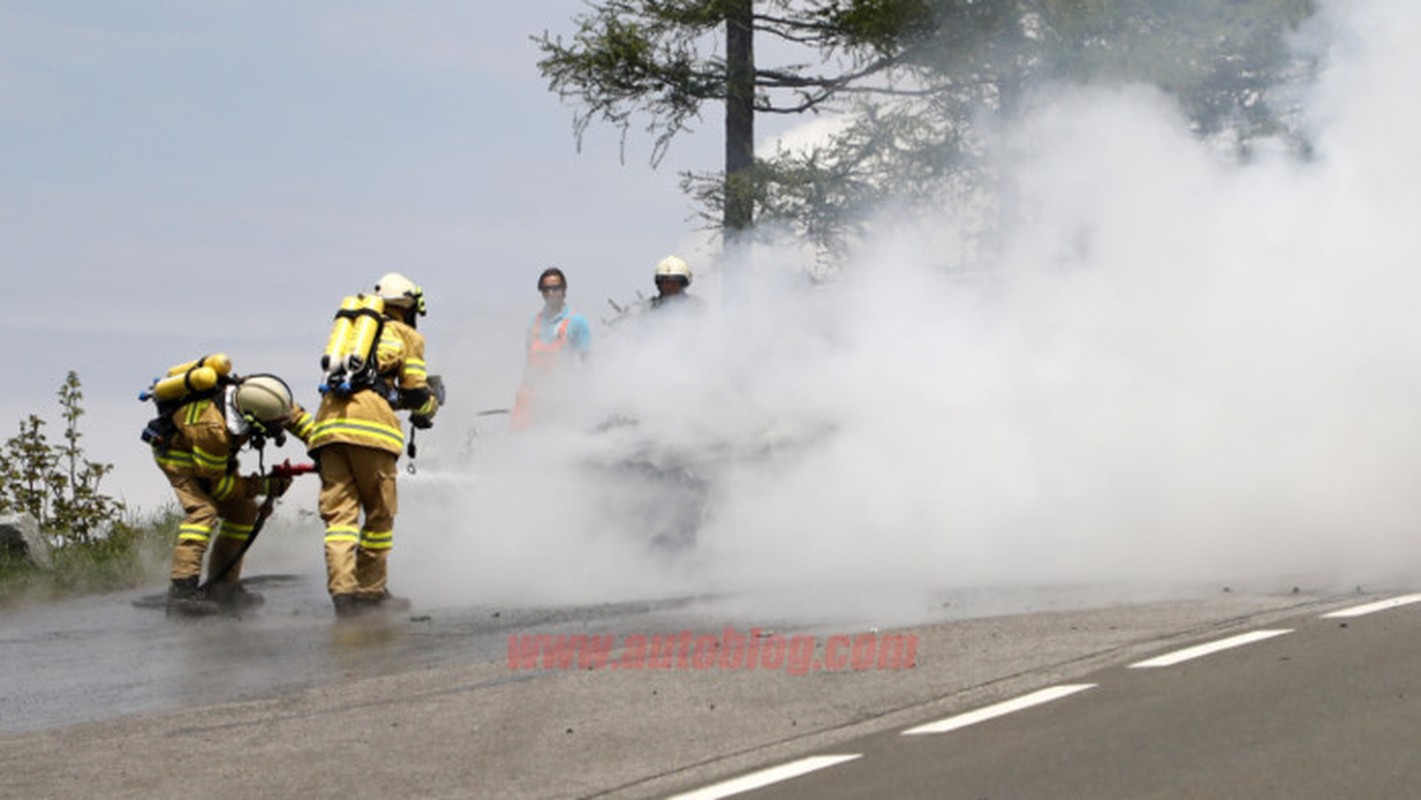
[152,371,314,611]
[309,271,440,617]
[650,255,705,312]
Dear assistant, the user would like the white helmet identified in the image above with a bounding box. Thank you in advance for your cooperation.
[234,374,294,425]
[374,272,426,316]
[654,255,692,285]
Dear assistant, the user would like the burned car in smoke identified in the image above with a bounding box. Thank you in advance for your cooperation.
[581,412,836,554]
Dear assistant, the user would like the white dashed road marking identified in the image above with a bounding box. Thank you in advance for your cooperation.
[1320,594,1421,619]
[900,683,1098,736]
[1128,629,1293,669]
[671,597,1421,797]
[665,754,863,800]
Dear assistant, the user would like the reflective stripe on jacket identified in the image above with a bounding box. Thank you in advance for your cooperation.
[153,396,231,480]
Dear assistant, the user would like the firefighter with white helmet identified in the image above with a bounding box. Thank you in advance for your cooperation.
[150,369,314,612]
[651,255,705,311]
[309,271,440,617]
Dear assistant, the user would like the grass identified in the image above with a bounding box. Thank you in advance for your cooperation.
[0,506,180,607]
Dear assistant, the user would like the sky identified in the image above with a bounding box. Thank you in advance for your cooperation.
[1,1,730,507]
[5,1,1421,621]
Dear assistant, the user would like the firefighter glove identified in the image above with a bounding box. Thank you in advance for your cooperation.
[259,474,294,497]
[410,413,434,430]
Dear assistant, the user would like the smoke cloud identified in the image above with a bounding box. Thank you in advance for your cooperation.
[395,0,1421,622]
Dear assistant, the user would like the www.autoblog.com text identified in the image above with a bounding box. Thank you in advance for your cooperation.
[508,628,918,674]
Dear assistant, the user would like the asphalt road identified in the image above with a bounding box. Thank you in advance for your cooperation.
[0,580,1399,799]
[664,594,1421,799]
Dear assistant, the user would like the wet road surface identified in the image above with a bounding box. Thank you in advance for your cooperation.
[0,573,1242,735]
[0,575,1369,800]
[2,572,715,734]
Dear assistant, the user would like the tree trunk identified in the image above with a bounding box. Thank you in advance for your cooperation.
[723,0,755,241]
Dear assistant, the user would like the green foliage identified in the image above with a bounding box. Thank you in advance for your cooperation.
[1031,0,1319,141]
[540,0,1321,269]
[824,0,943,53]
[535,0,939,164]
[738,0,1318,264]
[0,506,178,606]
[0,415,52,522]
[0,370,175,604]
[47,508,177,595]
[685,101,966,271]
[536,1,729,164]
[0,371,128,546]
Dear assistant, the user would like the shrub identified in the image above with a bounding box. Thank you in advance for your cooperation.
[0,372,127,544]
[0,372,168,603]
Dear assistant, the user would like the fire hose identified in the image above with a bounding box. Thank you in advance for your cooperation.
[201,459,317,591]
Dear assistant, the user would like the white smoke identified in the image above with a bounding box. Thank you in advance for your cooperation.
[395,0,1421,620]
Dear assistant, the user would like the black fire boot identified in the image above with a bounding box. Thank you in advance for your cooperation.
[207,581,265,610]
[167,576,202,600]
[332,593,364,619]
[166,576,219,617]
[356,589,412,613]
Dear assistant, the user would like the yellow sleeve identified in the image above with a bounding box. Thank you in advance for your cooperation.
[285,401,315,445]
[397,326,428,390]
[401,328,437,416]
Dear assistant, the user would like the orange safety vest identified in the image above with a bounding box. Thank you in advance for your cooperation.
[512,314,571,429]
[525,315,571,371]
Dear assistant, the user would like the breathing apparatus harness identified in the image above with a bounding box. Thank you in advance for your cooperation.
[140,358,292,478]
[319,288,443,472]
[320,294,386,397]
[139,354,238,452]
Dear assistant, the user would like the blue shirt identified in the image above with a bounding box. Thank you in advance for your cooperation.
[529,306,591,358]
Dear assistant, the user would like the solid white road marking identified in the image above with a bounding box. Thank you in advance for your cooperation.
[665,754,863,800]
[900,684,1098,736]
[1320,594,1421,619]
[1128,629,1292,669]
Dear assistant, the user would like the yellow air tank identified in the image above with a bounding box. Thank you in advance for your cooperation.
[321,296,362,372]
[166,353,232,379]
[343,294,385,373]
[151,366,220,402]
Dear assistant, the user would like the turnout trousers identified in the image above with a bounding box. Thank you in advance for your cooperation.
[163,470,259,585]
[315,443,399,599]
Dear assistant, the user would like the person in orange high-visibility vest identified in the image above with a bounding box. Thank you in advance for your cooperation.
[309,272,439,618]
[512,267,590,430]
